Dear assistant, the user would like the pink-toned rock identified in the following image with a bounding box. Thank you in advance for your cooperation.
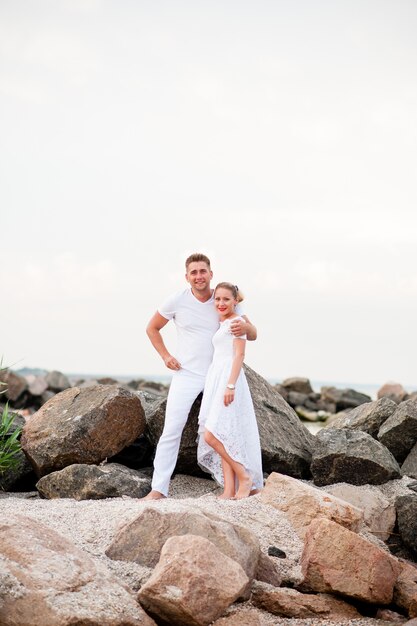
[137,534,249,626]
[260,472,363,537]
[21,385,145,476]
[378,382,408,404]
[394,560,417,618]
[26,374,48,396]
[324,483,395,541]
[376,608,408,622]
[0,513,155,626]
[106,506,260,583]
[301,518,400,604]
[251,581,360,619]
[255,552,283,587]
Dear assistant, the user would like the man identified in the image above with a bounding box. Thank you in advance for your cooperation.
[143,253,257,499]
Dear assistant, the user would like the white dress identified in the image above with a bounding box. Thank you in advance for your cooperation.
[197,317,263,490]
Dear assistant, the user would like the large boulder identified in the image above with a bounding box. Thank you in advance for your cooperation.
[301,518,400,604]
[311,428,401,486]
[326,397,397,438]
[320,386,371,411]
[244,365,314,477]
[137,534,249,626]
[324,483,395,541]
[0,513,155,626]
[394,560,417,618]
[106,506,260,583]
[21,385,145,477]
[378,381,408,404]
[36,463,151,499]
[378,399,417,463]
[259,472,363,538]
[251,581,360,619]
[402,443,417,479]
[396,494,417,557]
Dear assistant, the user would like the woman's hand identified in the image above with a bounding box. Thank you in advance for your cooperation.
[224,388,235,406]
[164,355,181,370]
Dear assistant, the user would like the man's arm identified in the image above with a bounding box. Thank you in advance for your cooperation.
[230,315,257,341]
[146,311,181,370]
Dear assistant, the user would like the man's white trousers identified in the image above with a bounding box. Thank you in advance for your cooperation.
[151,369,205,496]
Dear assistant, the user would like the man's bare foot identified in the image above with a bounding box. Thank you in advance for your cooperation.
[234,474,252,500]
[141,490,166,500]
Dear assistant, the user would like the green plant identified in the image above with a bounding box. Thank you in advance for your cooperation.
[0,403,22,474]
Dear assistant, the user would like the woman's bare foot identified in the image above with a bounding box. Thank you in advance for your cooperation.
[234,474,252,500]
[249,488,261,496]
[218,492,235,500]
[140,490,166,501]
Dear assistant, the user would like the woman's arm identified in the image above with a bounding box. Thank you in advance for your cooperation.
[224,338,246,406]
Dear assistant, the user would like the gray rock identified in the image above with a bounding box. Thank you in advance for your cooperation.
[245,365,315,478]
[378,398,417,463]
[311,428,401,486]
[396,494,417,557]
[325,397,397,438]
[320,387,371,411]
[288,391,309,407]
[36,463,151,499]
[282,377,314,395]
[402,442,417,479]
[21,385,145,477]
[26,375,48,396]
[273,384,289,401]
[45,370,71,392]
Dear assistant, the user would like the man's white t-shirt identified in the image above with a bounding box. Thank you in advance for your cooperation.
[158,288,243,377]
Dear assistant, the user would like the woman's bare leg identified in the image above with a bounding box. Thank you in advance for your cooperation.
[219,459,236,499]
[204,430,252,499]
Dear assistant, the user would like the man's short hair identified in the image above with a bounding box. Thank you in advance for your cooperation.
[185,253,211,270]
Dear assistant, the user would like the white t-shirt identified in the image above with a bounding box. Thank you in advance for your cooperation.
[158,288,244,376]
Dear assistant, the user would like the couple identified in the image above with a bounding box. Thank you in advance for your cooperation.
[143,253,263,500]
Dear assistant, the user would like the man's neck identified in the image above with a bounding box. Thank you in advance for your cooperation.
[191,287,213,303]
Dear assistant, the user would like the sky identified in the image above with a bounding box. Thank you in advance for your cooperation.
[1,0,417,388]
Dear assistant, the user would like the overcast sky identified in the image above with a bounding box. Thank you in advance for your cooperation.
[1,0,416,388]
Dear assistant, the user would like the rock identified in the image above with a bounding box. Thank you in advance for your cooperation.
[396,495,417,556]
[394,560,417,618]
[244,365,315,478]
[378,399,417,463]
[106,506,260,583]
[0,449,34,491]
[21,385,145,477]
[295,406,321,422]
[45,370,71,392]
[282,377,314,395]
[96,377,119,385]
[138,380,168,394]
[251,581,360,619]
[137,534,249,626]
[26,374,48,396]
[376,608,408,622]
[320,386,372,411]
[212,608,263,625]
[268,546,286,558]
[260,472,363,538]
[378,381,408,404]
[402,443,417,479]
[326,397,397,438]
[145,394,203,475]
[36,463,151,499]
[255,553,283,587]
[287,391,309,407]
[311,428,401,486]
[273,384,288,401]
[324,483,395,541]
[0,369,27,401]
[0,513,156,626]
[301,518,400,604]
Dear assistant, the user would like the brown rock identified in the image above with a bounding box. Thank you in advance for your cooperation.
[394,560,417,618]
[282,377,314,394]
[21,385,145,476]
[251,581,360,619]
[212,607,263,625]
[301,518,400,604]
[376,608,408,622]
[255,552,283,587]
[378,381,408,404]
[260,472,363,537]
[0,513,156,626]
[0,369,27,401]
[106,506,260,583]
[137,534,249,626]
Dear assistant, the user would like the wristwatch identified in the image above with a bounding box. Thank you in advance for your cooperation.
[226,384,235,390]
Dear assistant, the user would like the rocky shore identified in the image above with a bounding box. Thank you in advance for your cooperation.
[1,366,417,625]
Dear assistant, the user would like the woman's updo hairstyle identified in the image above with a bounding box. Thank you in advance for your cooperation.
[214,282,244,303]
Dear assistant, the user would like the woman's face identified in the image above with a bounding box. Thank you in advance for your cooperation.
[214,287,236,318]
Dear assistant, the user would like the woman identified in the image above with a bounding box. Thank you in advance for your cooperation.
[197,282,263,499]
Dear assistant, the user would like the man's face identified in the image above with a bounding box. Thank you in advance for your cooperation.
[185,261,213,292]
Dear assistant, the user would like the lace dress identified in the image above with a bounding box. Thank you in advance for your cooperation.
[197,317,263,490]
